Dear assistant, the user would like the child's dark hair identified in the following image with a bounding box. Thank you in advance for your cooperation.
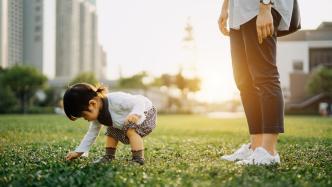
[63,83,107,120]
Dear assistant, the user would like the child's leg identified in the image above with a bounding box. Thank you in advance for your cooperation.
[104,136,118,159]
[126,128,144,164]
[106,135,118,148]
[126,128,144,151]
[93,136,118,163]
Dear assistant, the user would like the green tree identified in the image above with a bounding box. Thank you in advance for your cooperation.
[0,87,17,113]
[175,72,186,91]
[306,66,332,96]
[152,71,201,111]
[69,72,98,86]
[34,87,58,107]
[151,74,173,87]
[186,77,201,92]
[1,65,47,113]
[118,71,147,89]
[175,71,201,94]
[0,69,17,113]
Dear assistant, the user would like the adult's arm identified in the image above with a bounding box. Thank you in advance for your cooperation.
[218,0,229,36]
[256,3,274,44]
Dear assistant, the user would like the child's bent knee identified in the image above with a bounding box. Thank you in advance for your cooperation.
[106,135,118,146]
[126,128,138,137]
[106,135,117,141]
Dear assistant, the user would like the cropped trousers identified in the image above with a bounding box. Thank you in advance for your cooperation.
[229,9,284,134]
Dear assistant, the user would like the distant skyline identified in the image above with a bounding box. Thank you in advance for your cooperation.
[96,0,332,102]
[0,0,106,80]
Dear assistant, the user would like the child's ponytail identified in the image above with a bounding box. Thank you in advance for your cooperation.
[95,84,108,97]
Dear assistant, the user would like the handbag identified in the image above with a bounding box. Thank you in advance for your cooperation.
[277,0,301,37]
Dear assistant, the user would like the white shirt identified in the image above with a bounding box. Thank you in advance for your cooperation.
[74,92,153,153]
[229,0,294,31]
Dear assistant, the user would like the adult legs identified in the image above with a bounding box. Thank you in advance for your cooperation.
[241,14,284,155]
[230,28,264,149]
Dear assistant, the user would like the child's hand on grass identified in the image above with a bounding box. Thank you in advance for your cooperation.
[66,151,83,161]
[125,114,140,125]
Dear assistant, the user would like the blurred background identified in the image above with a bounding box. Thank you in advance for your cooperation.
[0,0,332,116]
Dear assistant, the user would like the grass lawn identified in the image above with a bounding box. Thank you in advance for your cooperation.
[0,114,331,186]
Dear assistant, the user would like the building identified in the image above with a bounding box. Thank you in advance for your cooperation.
[277,22,332,112]
[55,0,81,79]
[0,0,24,68]
[97,44,107,80]
[0,0,56,78]
[23,0,56,78]
[277,22,332,101]
[79,0,93,73]
[1,0,106,82]
[55,0,106,81]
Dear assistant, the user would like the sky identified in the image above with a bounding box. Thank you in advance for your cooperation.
[96,0,332,102]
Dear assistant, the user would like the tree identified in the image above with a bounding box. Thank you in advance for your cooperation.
[187,77,201,92]
[151,71,201,112]
[161,74,173,87]
[151,74,173,87]
[34,87,58,107]
[175,71,201,95]
[175,72,186,91]
[69,72,98,86]
[118,71,147,89]
[152,72,201,94]
[0,69,17,113]
[0,87,17,113]
[1,65,47,113]
[306,66,332,96]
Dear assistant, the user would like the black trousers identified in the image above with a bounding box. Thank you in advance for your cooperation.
[230,9,284,134]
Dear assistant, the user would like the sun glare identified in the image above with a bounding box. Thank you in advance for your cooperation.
[195,68,238,103]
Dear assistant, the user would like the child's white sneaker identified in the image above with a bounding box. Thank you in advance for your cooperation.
[221,143,253,161]
[236,147,280,165]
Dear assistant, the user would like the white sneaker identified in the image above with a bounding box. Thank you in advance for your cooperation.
[221,143,253,162]
[236,147,280,165]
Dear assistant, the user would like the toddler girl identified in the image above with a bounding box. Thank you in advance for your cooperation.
[64,83,157,165]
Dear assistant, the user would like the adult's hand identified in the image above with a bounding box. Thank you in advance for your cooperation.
[218,0,229,36]
[256,4,274,44]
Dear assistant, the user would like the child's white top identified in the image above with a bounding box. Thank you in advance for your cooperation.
[74,92,153,153]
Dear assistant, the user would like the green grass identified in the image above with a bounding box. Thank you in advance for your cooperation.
[0,114,331,186]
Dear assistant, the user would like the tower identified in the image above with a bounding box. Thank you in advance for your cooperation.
[0,0,24,68]
[180,17,198,78]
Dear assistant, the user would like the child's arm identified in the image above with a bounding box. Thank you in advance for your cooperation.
[66,151,83,160]
[111,92,151,125]
[66,121,102,160]
[75,121,102,153]
[127,95,147,124]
